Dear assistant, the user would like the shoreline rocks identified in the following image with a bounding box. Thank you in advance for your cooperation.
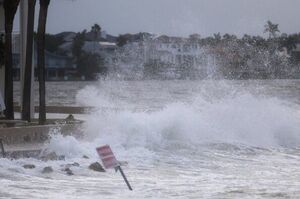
[23,164,35,169]
[63,167,74,175]
[88,162,105,172]
[65,162,80,167]
[42,166,53,174]
[40,152,65,161]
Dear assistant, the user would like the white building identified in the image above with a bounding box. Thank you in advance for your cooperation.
[82,41,117,66]
[115,35,212,79]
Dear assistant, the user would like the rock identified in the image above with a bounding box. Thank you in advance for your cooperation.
[71,162,80,167]
[42,166,53,174]
[82,155,89,159]
[64,168,74,176]
[65,162,80,168]
[88,162,105,172]
[40,152,65,161]
[40,152,57,161]
[65,114,75,121]
[58,155,65,161]
[23,164,35,169]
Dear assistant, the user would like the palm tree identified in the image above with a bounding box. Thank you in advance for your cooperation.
[91,23,101,41]
[3,0,20,120]
[264,20,280,39]
[37,0,50,125]
[22,0,36,122]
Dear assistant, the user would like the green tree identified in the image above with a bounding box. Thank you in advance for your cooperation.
[91,23,101,41]
[223,34,237,41]
[37,0,51,125]
[72,30,86,63]
[3,0,20,120]
[72,30,106,80]
[264,20,280,39]
[44,33,64,53]
[116,34,131,47]
[280,34,297,53]
[33,32,64,53]
[77,52,105,80]
[213,33,221,41]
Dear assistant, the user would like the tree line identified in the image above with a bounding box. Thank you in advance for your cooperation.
[40,20,300,80]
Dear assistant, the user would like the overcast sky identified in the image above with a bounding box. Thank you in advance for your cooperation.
[15,0,300,37]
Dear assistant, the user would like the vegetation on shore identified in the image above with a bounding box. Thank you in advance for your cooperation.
[37,21,300,80]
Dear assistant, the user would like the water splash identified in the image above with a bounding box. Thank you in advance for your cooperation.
[82,94,300,150]
[70,80,300,154]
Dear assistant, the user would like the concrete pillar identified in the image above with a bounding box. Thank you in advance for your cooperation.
[0,1,5,101]
[20,1,34,120]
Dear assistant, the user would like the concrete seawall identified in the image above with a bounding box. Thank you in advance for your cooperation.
[0,123,83,158]
[0,106,87,157]
[0,123,83,145]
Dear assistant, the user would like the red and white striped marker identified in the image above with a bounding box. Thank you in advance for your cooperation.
[96,145,133,190]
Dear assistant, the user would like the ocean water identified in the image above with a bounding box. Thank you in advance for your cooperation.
[2,80,300,198]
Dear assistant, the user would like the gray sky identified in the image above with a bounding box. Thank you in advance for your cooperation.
[15,0,300,37]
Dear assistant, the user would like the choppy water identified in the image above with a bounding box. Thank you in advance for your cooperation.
[3,80,300,198]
